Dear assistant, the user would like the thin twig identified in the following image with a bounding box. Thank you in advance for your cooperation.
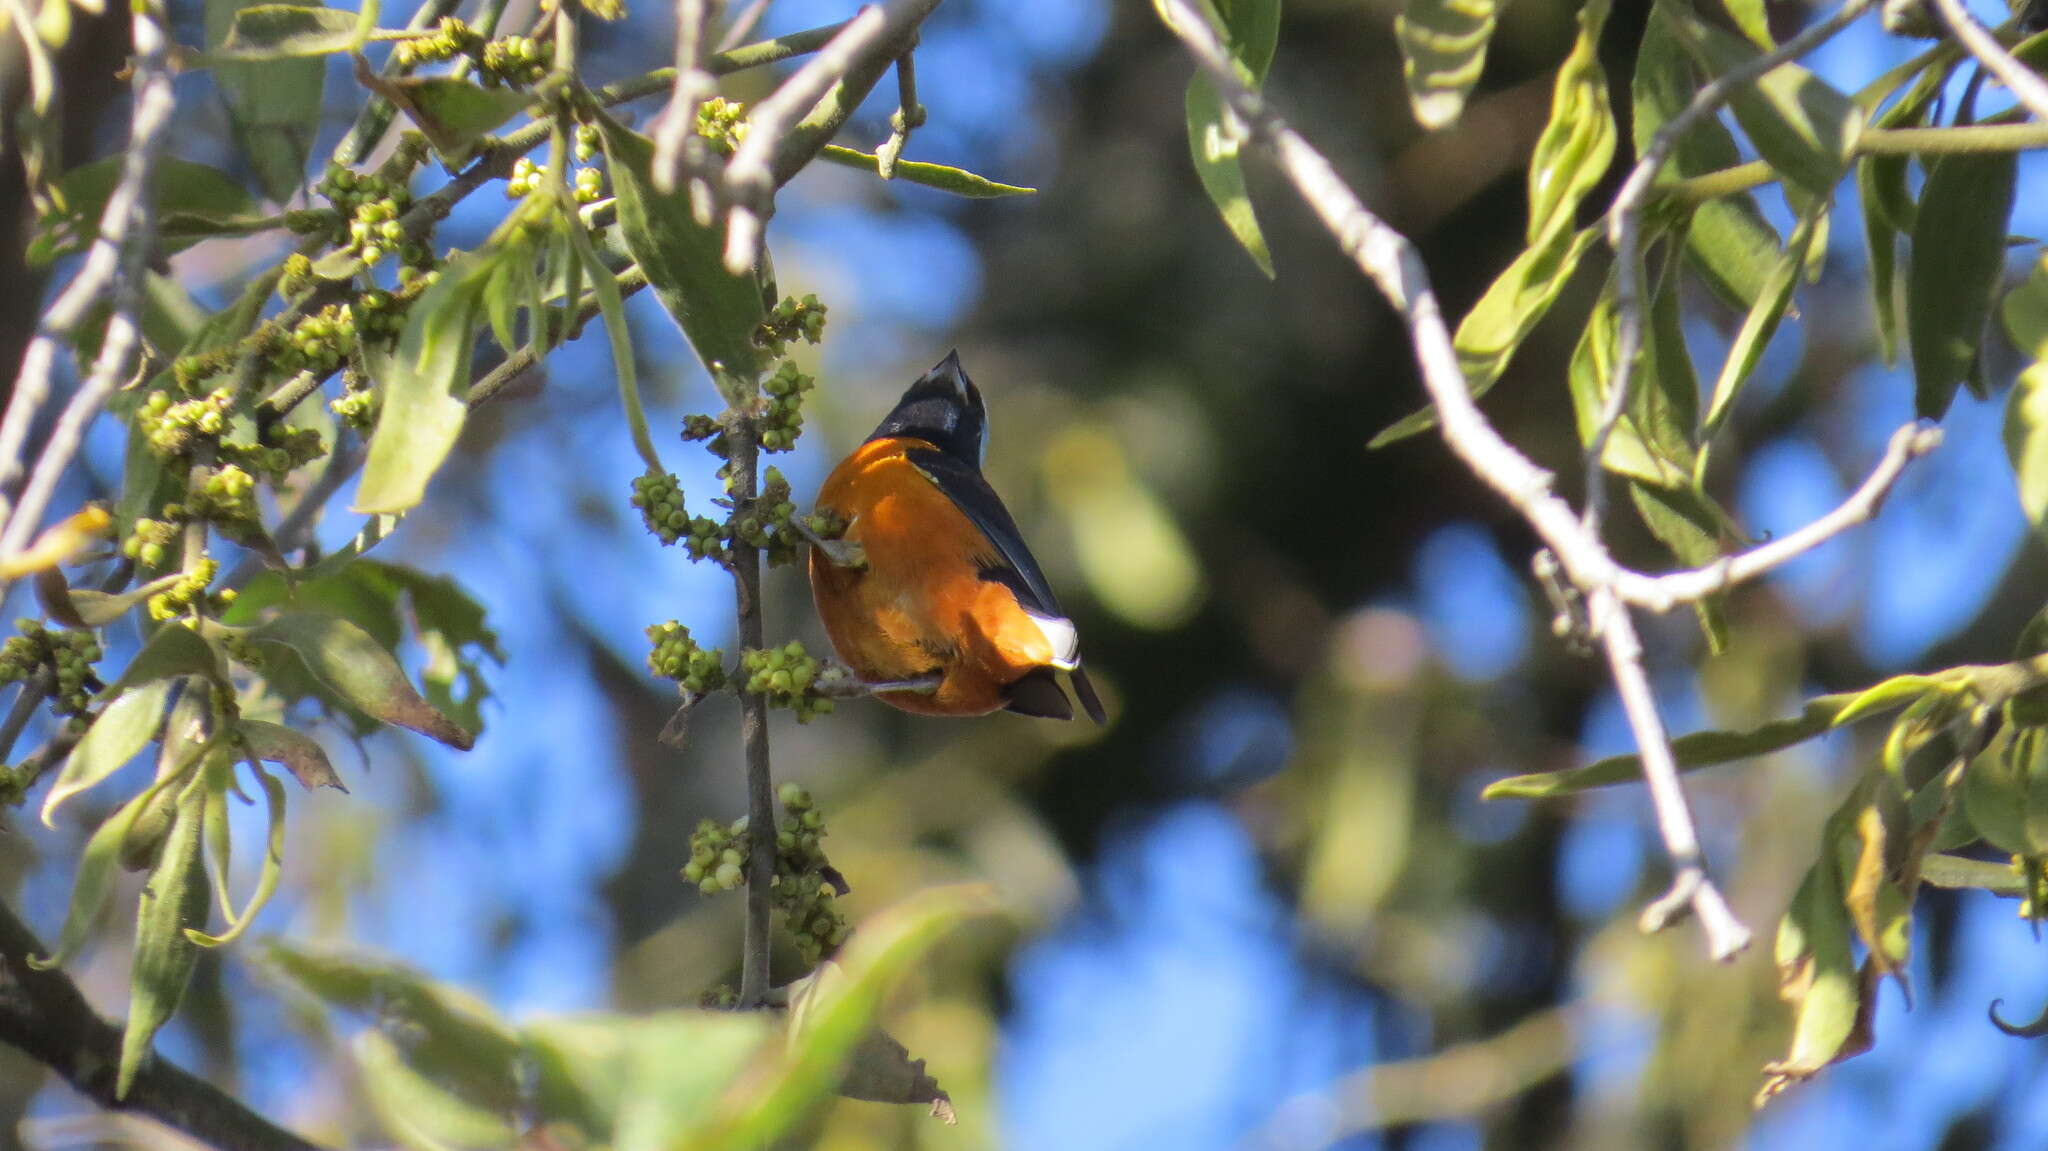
[1929,0,2048,122]
[1155,0,1759,958]
[726,410,776,1008]
[718,0,775,50]
[1587,0,1876,536]
[0,1,178,564]
[1620,423,1941,610]
[874,45,924,179]
[722,4,892,273]
[652,0,722,206]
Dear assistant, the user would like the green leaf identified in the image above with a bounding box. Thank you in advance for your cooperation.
[30,157,260,266]
[566,215,661,472]
[696,885,999,1148]
[1567,277,1691,489]
[206,0,327,202]
[1629,481,1732,652]
[107,623,232,696]
[2006,253,2048,362]
[68,573,196,628]
[1920,852,2027,896]
[238,719,343,791]
[520,1012,773,1146]
[1668,5,1862,201]
[1371,225,1599,447]
[1156,0,1281,278]
[265,940,525,1109]
[33,753,203,971]
[1760,846,1865,1099]
[816,145,1035,197]
[186,764,286,946]
[1485,692,1865,797]
[2009,604,2048,727]
[374,74,533,167]
[1184,75,1274,277]
[1702,206,1822,436]
[1720,0,1773,48]
[245,613,474,749]
[596,115,767,393]
[1908,152,2017,419]
[354,250,490,514]
[41,681,171,827]
[356,1030,519,1151]
[118,781,209,1098]
[1394,0,1498,130]
[1636,5,1784,310]
[1859,158,1905,364]
[2006,363,2048,544]
[1965,727,2038,856]
[1526,0,1614,244]
[202,2,362,60]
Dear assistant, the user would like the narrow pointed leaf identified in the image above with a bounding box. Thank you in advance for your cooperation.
[205,0,326,201]
[1185,75,1274,277]
[202,3,362,60]
[118,783,209,1098]
[187,765,286,946]
[1703,207,1822,435]
[596,115,766,390]
[42,681,171,827]
[1909,152,2017,419]
[816,145,1034,196]
[1395,0,1498,130]
[1669,6,1861,200]
[238,719,344,790]
[1526,0,1614,243]
[246,614,473,748]
[33,761,198,971]
[354,252,488,513]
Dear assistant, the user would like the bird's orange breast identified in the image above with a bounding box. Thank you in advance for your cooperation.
[808,437,1057,716]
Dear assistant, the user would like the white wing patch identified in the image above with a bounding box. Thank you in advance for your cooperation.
[1027,610,1081,670]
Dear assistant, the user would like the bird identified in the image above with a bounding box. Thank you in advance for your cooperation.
[807,351,1107,723]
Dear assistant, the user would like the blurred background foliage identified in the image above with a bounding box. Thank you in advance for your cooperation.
[7,0,2048,1147]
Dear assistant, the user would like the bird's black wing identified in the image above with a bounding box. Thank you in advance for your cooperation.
[904,447,1065,619]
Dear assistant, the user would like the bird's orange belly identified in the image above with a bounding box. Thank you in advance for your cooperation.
[808,442,1054,716]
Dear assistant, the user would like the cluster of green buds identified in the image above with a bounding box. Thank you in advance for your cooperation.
[169,342,239,393]
[148,557,219,622]
[630,470,688,544]
[218,629,266,672]
[645,621,726,695]
[353,287,408,344]
[122,517,180,570]
[276,252,317,303]
[0,621,102,717]
[332,365,377,431]
[220,425,325,483]
[758,362,814,453]
[391,15,483,68]
[479,35,547,87]
[274,304,361,377]
[574,123,601,164]
[729,466,803,567]
[755,294,828,357]
[772,783,847,963]
[574,165,605,206]
[188,465,259,534]
[505,157,548,199]
[317,164,422,271]
[139,388,233,459]
[683,815,750,894]
[695,97,746,151]
[740,640,833,722]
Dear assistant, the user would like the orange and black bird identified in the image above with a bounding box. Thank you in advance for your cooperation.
[808,352,1107,723]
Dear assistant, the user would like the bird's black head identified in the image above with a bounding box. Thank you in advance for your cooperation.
[866,350,987,466]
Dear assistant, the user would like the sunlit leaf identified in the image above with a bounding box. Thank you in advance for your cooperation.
[32,750,202,972]
[118,782,209,1097]
[1156,0,1281,277]
[1567,280,1689,489]
[1526,0,1614,244]
[1395,0,1497,130]
[1371,225,1600,447]
[1920,852,2027,895]
[356,1029,518,1151]
[1859,158,1905,364]
[1629,481,1734,653]
[186,764,286,946]
[68,572,194,628]
[41,681,171,827]
[1909,152,2017,419]
[354,250,490,514]
[1703,206,1822,436]
[522,1012,773,1147]
[245,614,473,749]
[362,69,533,167]
[817,145,1035,197]
[1758,841,1868,1103]
[596,114,767,394]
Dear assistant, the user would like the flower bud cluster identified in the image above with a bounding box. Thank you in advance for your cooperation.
[771,783,847,964]
[391,15,483,67]
[139,388,234,459]
[757,362,813,453]
[695,97,746,151]
[0,621,102,717]
[122,517,180,570]
[318,165,427,272]
[740,640,833,722]
[147,558,219,622]
[480,35,547,87]
[754,294,827,358]
[645,621,726,695]
[683,816,750,894]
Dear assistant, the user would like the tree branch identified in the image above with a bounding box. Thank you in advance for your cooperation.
[1929,0,2048,123]
[0,899,323,1151]
[0,0,177,559]
[723,410,776,1009]
[1155,0,1759,958]
[651,0,720,203]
